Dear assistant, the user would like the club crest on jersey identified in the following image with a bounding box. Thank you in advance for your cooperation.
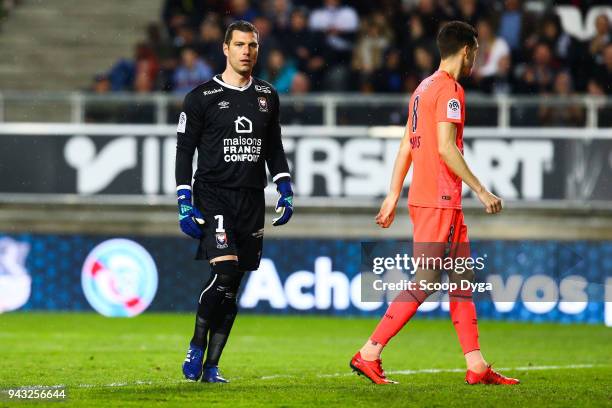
[258,97,268,112]
[218,100,230,109]
[255,84,271,94]
[215,232,228,249]
[447,98,461,120]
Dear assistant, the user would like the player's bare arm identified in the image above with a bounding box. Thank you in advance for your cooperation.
[436,121,502,214]
[376,125,413,228]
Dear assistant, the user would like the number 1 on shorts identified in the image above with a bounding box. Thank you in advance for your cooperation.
[214,215,225,233]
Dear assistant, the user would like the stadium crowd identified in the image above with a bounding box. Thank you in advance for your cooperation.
[91,0,612,99]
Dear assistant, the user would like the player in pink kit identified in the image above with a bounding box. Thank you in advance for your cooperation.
[350,21,519,386]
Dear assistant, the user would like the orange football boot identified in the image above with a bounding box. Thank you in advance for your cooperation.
[350,352,398,384]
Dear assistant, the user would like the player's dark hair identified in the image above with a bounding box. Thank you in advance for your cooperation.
[436,21,478,59]
[224,20,259,45]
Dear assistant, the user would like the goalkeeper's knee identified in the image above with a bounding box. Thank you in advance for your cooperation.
[197,261,243,320]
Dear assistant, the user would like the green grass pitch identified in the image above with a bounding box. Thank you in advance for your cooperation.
[0,313,610,407]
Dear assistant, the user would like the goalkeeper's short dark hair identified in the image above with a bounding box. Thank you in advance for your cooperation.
[436,21,478,59]
[224,20,259,45]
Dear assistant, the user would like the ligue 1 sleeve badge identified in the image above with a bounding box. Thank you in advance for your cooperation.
[81,239,158,317]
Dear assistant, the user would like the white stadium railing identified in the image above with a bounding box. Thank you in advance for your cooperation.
[0,91,612,128]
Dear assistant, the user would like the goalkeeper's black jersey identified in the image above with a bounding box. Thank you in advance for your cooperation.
[175,74,290,190]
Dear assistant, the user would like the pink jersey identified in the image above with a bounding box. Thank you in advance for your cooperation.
[407,70,465,209]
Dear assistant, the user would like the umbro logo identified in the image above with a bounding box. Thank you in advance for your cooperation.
[255,85,271,94]
[203,88,223,96]
[218,100,230,109]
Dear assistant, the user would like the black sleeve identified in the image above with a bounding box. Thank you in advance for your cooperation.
[175,90,204,187]
[266,90,291,184]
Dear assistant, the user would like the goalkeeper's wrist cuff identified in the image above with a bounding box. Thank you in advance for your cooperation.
[272,173,291,183]
[276,179,293,196]
[177,185,192,201]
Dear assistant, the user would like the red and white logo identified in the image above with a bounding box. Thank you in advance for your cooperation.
[258,97,268,112]
[216,232,228,249]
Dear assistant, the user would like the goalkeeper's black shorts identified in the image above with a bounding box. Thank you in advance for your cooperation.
[192,180,265,272]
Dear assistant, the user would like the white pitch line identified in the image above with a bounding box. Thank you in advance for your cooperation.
[2,364,602,390]
[316,364,598,379]
[387,364,597,376]
[259,375,296,380]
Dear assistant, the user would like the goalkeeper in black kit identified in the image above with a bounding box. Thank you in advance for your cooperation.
[175,20,293,383]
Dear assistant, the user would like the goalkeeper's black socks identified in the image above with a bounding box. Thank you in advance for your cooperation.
[191,314,210,349]
[205,294,239,366]
[190,261,243,361]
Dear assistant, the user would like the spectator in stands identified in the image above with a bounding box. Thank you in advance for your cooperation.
[266,0,293,34]
[290,71,310,94]
[105,42,156,92]
[589,13,611,66]
[532,13,588,90]
[473,18,511,86]
[280,7,326,91]
[261,49,297,93]
[173,47,213,94]
[308,0,359,65]
[156,51,179,92]
[515,42,557,94]
[486,54,514,94]
[90,74,111,94]
[252,15,282,77]
[400,13,435,71]
[404,44,436,92]
[588,43,612,95]
[498,0,522,51]
[538,14,573,64]
[144,22,178,91]
[134,43,160,87]
[99,0,612,97]
[133,70,154,93]
[283,72,323,124]
[162,0,207,37]
[172,24,197,48]
[454,0,482,28]
[539,71,584,127]
[227,0,258,23]
[412,0,446,38]
[373,48,404,93]
[195,16,225,73]
[352,12,393,88]
[146,22,174,62]
[107,59,134,92]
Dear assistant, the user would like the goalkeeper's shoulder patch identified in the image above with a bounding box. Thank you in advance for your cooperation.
[177,112,187,133]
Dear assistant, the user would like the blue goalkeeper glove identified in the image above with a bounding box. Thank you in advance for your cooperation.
[272,180,294,226]
[177,186,204,239]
